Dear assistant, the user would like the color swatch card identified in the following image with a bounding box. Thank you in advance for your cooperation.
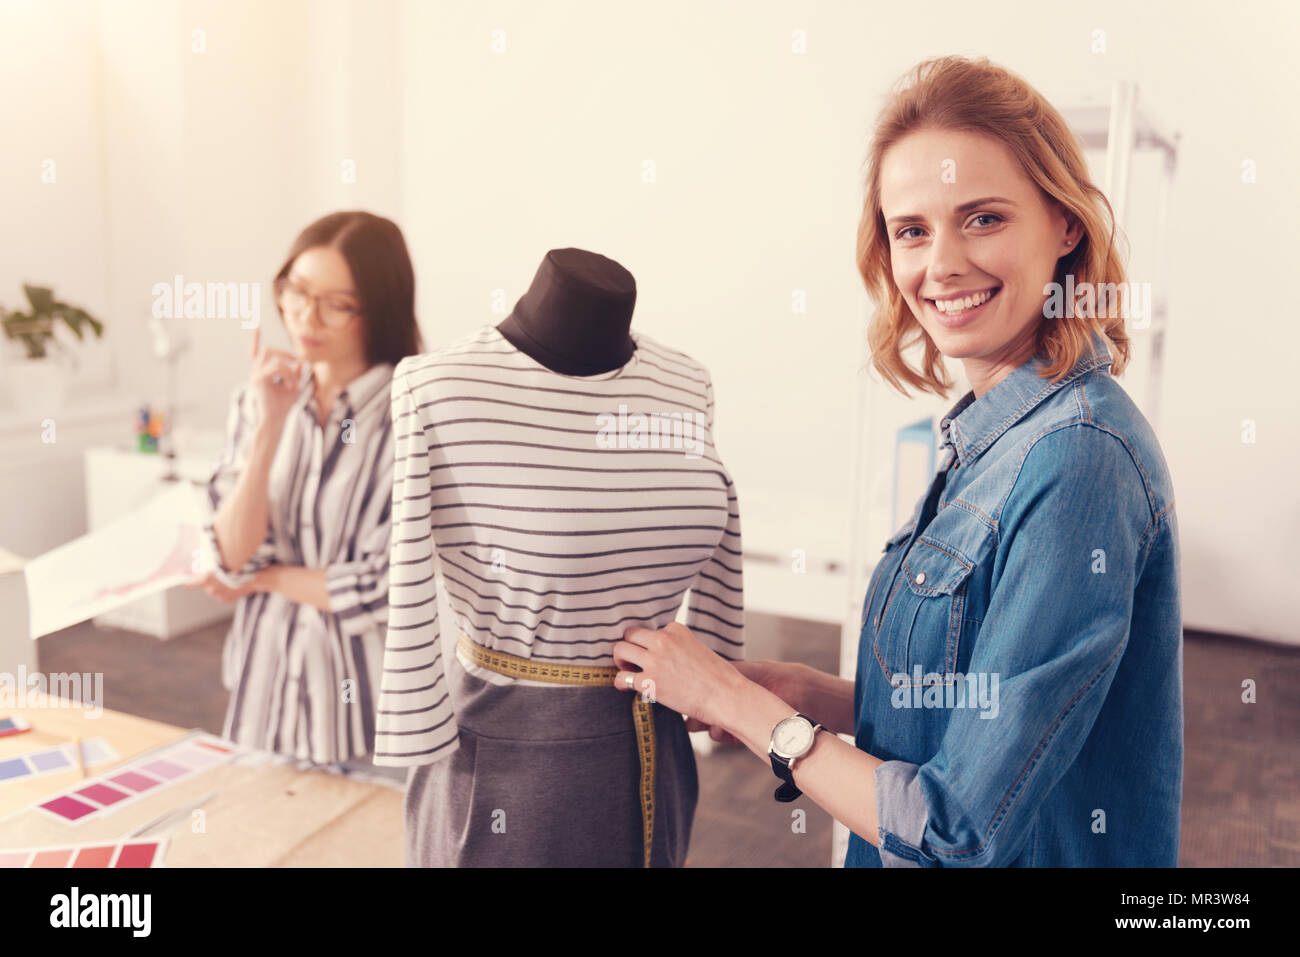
[0,738,119,785]
[31,731,238,827]
[0,836,168,868]
[0,715,31,737]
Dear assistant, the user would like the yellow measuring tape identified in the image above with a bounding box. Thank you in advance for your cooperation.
[456,633,657,868]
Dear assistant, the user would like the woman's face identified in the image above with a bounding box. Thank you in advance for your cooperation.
[280,245,368,369]
[879,128,1080,396]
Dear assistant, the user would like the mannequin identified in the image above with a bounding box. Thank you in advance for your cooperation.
[376,248,745,867]
[496,248,637,375]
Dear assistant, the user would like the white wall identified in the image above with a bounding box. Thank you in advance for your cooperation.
[397,0,872,571]
[0,0,405,553]
[2,0,1297,642]
[0,0,111,391]
[0,0,113,555]
[396,0,1300,643]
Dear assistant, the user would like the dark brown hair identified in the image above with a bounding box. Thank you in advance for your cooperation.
[857,56,1131,399]
[273,211,423,365]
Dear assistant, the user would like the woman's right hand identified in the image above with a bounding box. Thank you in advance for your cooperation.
[685,659,808,745]
[250,328,304,430]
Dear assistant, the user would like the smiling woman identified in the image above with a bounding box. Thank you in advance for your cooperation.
[858,62,1133,401]
[611,55,1183,868]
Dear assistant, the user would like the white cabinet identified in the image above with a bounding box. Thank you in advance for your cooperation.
[0,547,35,677]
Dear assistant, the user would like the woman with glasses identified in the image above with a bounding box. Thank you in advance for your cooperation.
[187,211,422,774]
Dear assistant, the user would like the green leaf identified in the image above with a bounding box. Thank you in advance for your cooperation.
[68,307,103,338]
[6,287,105,352]
[59,307,88,340]
[23,285,55,314]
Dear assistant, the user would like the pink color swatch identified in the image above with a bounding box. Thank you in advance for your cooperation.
[139,759,187,780]
[28,732,237,827]
[0,838,168,868]
[39,795,97,821]
[109,771,161,793]
[30,849,72,867]
[75,783,130,806]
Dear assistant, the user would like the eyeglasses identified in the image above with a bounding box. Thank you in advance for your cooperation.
[275,278,362,329]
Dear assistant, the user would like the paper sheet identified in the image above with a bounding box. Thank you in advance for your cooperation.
[23,482,210,639]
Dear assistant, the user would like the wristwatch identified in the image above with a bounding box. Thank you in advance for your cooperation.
[768,712,823,802]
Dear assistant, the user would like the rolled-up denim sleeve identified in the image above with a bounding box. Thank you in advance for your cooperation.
[874,760,934,866]
[875,425,1154,867]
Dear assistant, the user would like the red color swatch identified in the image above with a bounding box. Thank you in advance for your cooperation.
[114,842,158,868]
[109,771,160,793]
[76,783,130,806]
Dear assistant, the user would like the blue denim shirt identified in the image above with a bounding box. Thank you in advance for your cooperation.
[844,330,1183,867]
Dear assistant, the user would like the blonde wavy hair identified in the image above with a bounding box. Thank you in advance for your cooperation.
[857,55,1132,398]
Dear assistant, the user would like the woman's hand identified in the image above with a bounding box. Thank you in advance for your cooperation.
[184,569,263,603]
[250,328,303,430]
[684,659,809,744]
[612,622,747,729]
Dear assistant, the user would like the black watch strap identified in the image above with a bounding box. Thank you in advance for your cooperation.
[770,753,801,802]
[769,714,821,802]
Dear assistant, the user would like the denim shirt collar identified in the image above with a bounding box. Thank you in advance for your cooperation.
[939,330,1114,468]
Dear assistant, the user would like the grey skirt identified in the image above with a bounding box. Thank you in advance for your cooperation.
[403,651,698,867]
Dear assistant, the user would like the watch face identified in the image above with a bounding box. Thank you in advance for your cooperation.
[772,716,814,758]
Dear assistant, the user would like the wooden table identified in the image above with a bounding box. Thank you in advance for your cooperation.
[0,701,403,866]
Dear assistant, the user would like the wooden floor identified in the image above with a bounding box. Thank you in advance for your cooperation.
[34,612,1300,867]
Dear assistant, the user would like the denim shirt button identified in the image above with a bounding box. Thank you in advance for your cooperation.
[915,572,926,585]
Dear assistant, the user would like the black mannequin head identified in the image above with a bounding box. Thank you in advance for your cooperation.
[497,248,636,375]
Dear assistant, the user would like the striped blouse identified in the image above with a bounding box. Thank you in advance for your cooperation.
[373,324,744,767]
[201,361,396,764]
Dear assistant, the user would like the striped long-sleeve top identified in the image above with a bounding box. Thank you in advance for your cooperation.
[373,324,744,767]
[201,361,396,764]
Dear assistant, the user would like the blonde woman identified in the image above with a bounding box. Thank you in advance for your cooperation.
[612,56,1182,867]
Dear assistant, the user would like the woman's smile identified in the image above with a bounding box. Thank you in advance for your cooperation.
[925,285,1001,328]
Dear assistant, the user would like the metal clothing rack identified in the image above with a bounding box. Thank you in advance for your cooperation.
[831,80,1179,867]
[1061,81,1180,427]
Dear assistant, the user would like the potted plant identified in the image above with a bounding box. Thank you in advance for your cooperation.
[1,284,105,415]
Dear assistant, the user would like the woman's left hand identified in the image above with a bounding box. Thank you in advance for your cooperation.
[612,622,743,728]
[184,570,262,603]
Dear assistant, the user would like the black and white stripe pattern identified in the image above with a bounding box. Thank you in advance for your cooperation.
[374,325,744,767]
[202,361,396,764]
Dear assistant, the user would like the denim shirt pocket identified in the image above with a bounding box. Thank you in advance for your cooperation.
[871,535,976,684]
[860,519,918,629]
